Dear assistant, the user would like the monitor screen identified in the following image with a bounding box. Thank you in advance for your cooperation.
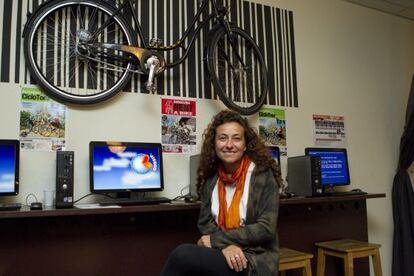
[90,141,164,193]
[305,147,350,186]
[267,146,281,166]
[0,140,19,195]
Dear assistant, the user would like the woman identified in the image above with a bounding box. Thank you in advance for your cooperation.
[161,110,281,276]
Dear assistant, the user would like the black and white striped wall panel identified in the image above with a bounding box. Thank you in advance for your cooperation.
[1,0,298,107]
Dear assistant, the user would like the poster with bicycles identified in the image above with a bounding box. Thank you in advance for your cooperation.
[161,98,196,154]
[259,107,287,155]
[19,87,66,151]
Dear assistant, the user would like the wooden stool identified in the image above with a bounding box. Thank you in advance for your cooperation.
[279,247,313,276]
[315,239,382,276]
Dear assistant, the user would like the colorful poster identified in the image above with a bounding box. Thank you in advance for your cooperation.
[19,87,66,151]
[161,98,196,154]
[259,108,287,155]
[312,114,347,147]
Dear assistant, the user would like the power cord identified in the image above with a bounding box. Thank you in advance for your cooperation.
[172,185,191,201]
[25,193,39,206]
[73,193,95,204]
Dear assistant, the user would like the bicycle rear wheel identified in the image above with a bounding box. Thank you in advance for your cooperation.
[206,26,268,115]
[23,0,137,104]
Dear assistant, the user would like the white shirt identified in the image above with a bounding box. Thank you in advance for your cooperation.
[211,162,256,227]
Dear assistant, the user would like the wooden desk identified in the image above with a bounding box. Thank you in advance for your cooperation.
[279,193,385,276]
[0,203,201,276]
[0,194,384,276]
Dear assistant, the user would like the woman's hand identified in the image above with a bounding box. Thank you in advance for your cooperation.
[197,235,211,248]
[222,245,248,272]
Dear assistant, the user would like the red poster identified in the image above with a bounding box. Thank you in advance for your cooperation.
[161,98,197,154]
[161,99,196,116]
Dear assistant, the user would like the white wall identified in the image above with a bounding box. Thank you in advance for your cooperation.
[0,0,413,275]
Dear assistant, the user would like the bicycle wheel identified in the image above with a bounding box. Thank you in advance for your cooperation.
[206,26,268,115]
[23,0,138,104]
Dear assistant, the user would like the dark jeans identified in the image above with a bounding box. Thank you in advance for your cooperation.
[160,244,249,276]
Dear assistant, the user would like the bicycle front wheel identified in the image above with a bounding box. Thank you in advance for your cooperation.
[206,27,268,115]
[23,0,138,104]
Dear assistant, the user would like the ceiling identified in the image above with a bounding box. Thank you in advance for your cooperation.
[343,0,414,20]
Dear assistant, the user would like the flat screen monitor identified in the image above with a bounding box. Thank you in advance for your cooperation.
[305,147,350,186]
[267,146,281,166]
[89,141,164,194]
[0,139,19,195]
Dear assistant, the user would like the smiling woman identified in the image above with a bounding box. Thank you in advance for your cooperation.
[161,110,282,276]
[215,122,247,174]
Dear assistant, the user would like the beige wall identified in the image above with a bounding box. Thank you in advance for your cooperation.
[0,0,413,275]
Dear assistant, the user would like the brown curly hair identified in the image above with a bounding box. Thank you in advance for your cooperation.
[196,110,282,196]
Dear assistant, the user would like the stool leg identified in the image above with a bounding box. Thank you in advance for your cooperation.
[303,260,312,276]
[372,248,383,276]
[317,248,325,276]
[344,254,354,276]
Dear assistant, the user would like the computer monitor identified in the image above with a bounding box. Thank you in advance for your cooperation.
[267,146,281,166]
[0,140,19,196]
[305,147,350,187]
[89,141,164,195]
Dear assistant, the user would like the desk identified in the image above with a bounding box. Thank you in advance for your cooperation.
[279,193,385,275]
[0,194,384,276]
[0,203,201,276]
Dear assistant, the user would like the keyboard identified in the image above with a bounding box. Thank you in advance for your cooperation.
[323,191,367,196]
[99,197,171,206]
[0,203,22,211]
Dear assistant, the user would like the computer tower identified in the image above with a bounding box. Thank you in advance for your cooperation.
[287,155,322,197]
[56,151,74,208]
[189,154,200,200]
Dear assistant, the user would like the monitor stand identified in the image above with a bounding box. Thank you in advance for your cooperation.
[323,185,335,194]
[115,192,131,200]
[113,192,147,201]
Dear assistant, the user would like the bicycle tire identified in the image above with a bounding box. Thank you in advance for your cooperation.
[23,0,138,104]
[206,26,268,115]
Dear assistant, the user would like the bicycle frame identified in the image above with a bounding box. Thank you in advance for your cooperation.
[93,0,230,69]
[23,0,268,113]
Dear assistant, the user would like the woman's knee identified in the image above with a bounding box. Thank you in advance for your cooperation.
[169,243,199,262]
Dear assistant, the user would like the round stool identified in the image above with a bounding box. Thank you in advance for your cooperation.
[279,247,313,276]
[315,239,382,276]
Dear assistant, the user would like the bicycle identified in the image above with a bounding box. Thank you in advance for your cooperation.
[23,0,268,115]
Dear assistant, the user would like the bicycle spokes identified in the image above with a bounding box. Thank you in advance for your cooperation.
[216,34,261,103]
[25,1,137,103]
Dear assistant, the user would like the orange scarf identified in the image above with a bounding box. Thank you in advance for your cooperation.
[217,156,251,230]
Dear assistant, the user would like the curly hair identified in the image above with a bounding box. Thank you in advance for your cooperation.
[196,110,282,196]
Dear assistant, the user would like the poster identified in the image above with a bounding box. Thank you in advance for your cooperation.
[259,107,287,155]
[161,98,196,154]
[312,114,347,147]
[19,87,66,151]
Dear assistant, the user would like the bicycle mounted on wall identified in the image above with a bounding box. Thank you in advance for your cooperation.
[23,0,268,115]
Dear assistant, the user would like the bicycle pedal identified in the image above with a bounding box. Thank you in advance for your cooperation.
[145,81,158,92]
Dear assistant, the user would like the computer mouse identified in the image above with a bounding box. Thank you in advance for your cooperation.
[30,202,43,210]
[280,192,295,198]
[184,195,197,203]
[351,188,362,192]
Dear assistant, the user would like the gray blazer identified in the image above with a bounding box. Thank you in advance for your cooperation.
[198,166,279,276]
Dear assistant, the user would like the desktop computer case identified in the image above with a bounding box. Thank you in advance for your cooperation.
[56,151,74,208]
[287,155,323,197]
[189,154,200,199]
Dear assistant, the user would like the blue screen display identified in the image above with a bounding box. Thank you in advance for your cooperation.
[0,144,17,193]
[306,149,350,186]
[91,143,163,191]
[268,146,280,165]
